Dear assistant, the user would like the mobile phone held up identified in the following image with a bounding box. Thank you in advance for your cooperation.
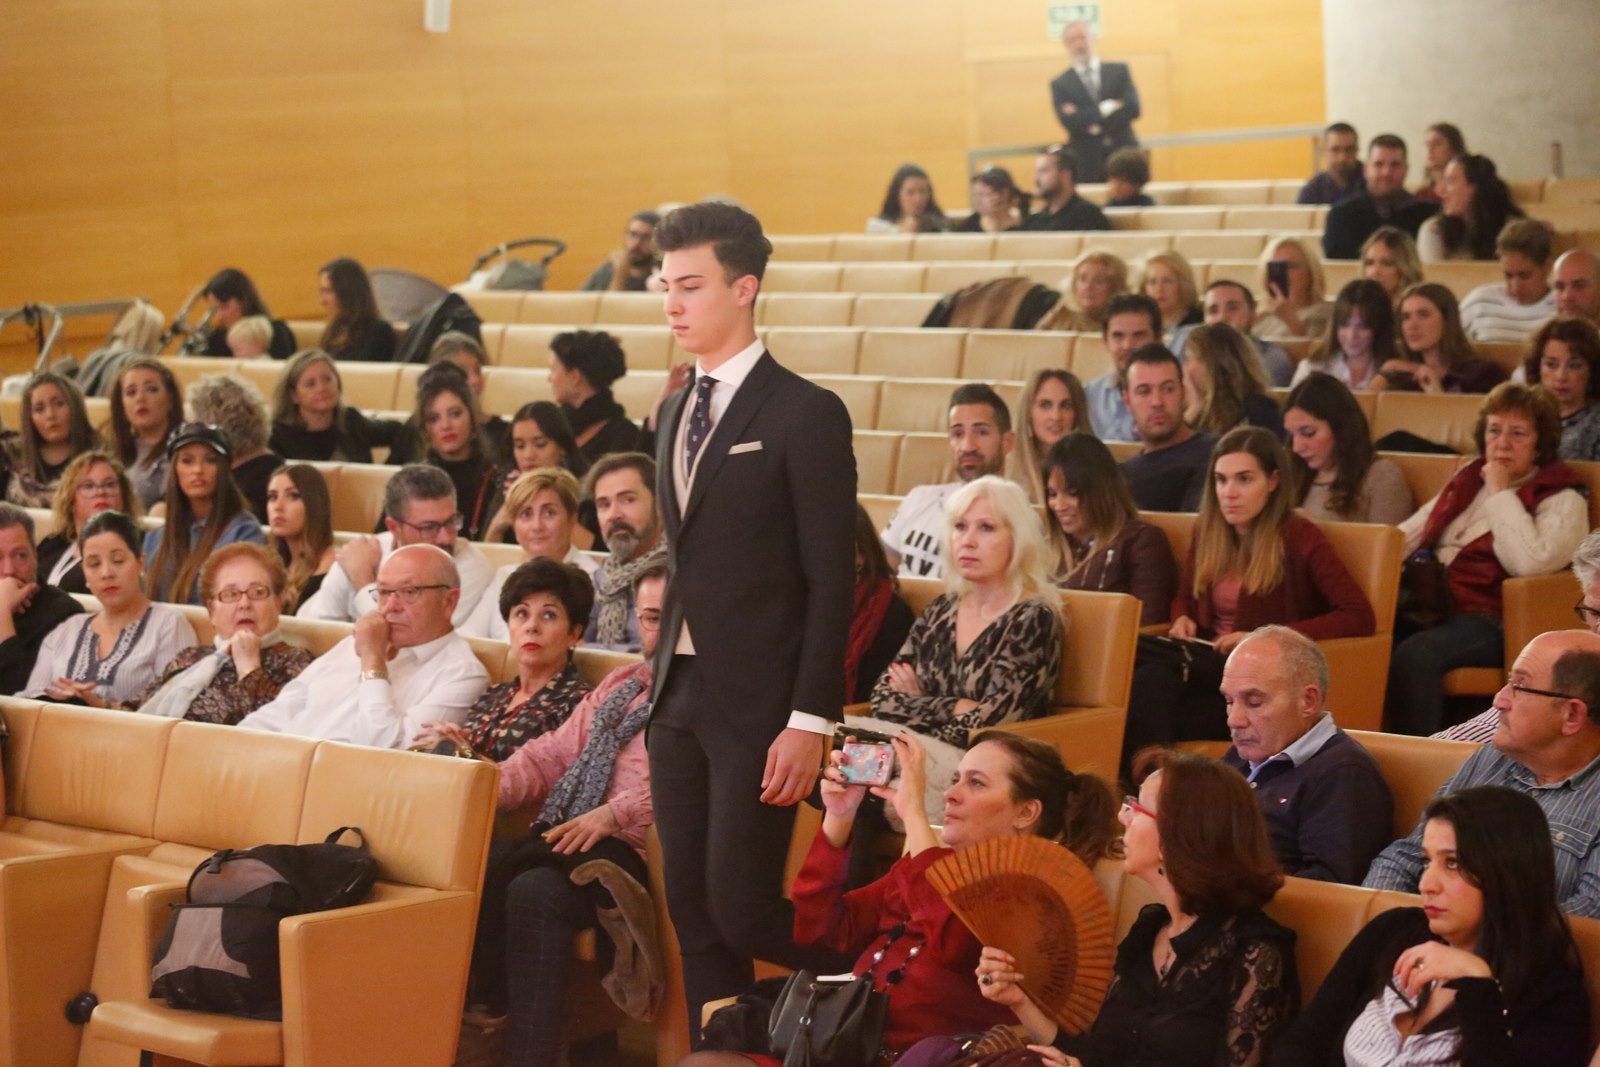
[1266,259,1291,297]
[837,741,896,787]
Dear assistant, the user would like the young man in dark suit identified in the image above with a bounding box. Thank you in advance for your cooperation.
[648,202,857,1040]
[1049,19,1141,184]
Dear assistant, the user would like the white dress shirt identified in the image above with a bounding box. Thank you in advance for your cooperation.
[459,546,600,640]
[237,630,489,749]
[669,338,833,737]
[296,531,492,628]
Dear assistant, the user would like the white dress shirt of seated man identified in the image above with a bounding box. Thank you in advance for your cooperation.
[299,465,487,628]
[239,543,486,747]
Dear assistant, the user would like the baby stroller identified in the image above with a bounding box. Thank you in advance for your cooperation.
[457,237,567,292]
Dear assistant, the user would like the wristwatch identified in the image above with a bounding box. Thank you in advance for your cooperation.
[360,668,389,683]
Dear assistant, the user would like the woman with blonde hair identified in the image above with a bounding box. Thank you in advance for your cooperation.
[36,451,142,594]
[1358,226,1425,302]
[1034,250,1129,332]
[268,349,401,463]
[1182,322,1282,435]
[1120,428,1375,770]
[1043,434,1177,625]
[1256,235,1331,340]
[871,475,1064,746]
[1140,249,1202,340]
[1009,368,1091,502]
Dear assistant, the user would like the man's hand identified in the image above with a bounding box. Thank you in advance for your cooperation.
[761,727,826,806]
[353,612,392,672]
[0,577,36,620]
[544,805,619,855]
[337,536,383,590]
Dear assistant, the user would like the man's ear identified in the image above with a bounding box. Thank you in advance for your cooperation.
[733,274,760,308]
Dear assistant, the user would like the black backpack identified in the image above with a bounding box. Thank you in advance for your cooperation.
[391,292,484,364]
[148,827,379,1018]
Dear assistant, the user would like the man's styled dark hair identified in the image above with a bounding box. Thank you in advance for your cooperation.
[653,201,771,285]
[1125,342,1182,378]
[382,464,456,523]
[583,451,657,503]
[1102,292,1162,338]
[631,209,661,228]
[1369,133,1407,157]
[1205,278,1257,312]
[1325,121,1357,139]
[0,502,36,543]
[1042,145,1078,178]
[948,383,1011,434]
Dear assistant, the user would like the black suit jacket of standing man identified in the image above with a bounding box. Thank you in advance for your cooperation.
[1051,62,1141,184]
[650,346,857,1039]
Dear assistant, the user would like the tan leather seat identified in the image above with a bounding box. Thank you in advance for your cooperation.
[859,329,964,380]
[810,374,884,431]
[922,262,1016,294]
[517,293,601,325]
[853,430,902,496]
[840,262,928,294]
[763,326,862,376]
[498,323,565,367]
[481,366,555,420]
[1069,334,1112,382]
[832,234,914,262]
[893,433,951,494]
[769,235,835,262]
[757,293,855,327]
[1372,392,1483,453]
[1380,450,1467,507]
[1224,206,1318,230]
[857,493,901,533]
[849,293,941,328]
[332,362,402,411]
[461,290,528,324]
[961,330,1072,383]
[595,292,666,325]
[1173,231,1268,260]
[1346,730,1476,839]
[910,234,996,261]
[762,263,843,293]
[609,370,669,422]
[877,378,967,433]
[993,233,1082,261]
[1424,261,1503,301]
[599,325,674,371]
[325,461,392,534]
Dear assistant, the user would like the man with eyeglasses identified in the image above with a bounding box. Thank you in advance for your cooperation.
[581,210,662,293]
[1364,629,1600,916]
[1433,529,1600,744]
[240,544,488,747]
[0,503,82,696]
[297,464,491,628]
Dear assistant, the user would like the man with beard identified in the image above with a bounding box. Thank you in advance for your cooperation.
[1118,344,1218,513]
[1017,145,1111,232]
[581,210,661,292]
[881,383,1016,580]
[1296,123,1364,206]
[581,452,666,652]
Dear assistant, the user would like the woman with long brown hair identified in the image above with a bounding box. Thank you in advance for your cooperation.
[108,358,183,508]
[265,464,335,611]
[1009,368,1091,503]
[1379,283,1506,394]
[143,423,266,605]
[317,256,396,362]
[1120,429,1375,770]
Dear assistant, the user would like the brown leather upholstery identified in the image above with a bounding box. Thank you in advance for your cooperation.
[1346,729,1476,840]
[893,433,953,494]
[854,431,902,496]
[323,461,392,533]
[1371,393,1483,454]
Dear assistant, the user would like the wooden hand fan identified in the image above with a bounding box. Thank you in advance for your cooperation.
[926,836,1114,1036]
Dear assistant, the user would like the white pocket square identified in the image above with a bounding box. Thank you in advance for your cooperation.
[728,441,764,455]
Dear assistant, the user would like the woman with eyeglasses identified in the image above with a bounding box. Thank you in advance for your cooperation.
[1270,786,1588,1067]
[23,510,196,708]
[1386,383,1588,736]
[36,451,142,595]
[977,752,1299,1067]
[133,543,313,724]
[143,423,267,605]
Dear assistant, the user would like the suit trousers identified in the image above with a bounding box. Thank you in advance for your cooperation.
[648,653,849,1044]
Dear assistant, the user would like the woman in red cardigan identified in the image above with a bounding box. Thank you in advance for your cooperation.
[1120,427,1375,777]
[682,731,1118,1066]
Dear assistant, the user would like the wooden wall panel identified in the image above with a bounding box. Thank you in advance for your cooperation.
[0,0,1323,376]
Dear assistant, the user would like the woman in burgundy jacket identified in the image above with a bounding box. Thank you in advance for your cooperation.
[1120,427,1375,776]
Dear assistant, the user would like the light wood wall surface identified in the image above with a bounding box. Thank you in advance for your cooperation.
[0,0,1323,371]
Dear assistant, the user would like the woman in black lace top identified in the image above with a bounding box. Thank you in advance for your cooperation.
[547,330,641,464]
[978,752,1300,1067]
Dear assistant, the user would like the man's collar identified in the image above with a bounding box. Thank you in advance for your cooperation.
[1511,744,1600,790]
[391,629,458,664]
[1247,712,1337,777]
[696,338,763,384]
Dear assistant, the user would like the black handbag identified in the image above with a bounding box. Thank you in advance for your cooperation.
[1398,550,1454,632]
[768,969,889,1067]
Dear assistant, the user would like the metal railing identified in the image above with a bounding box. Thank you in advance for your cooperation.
[966,123,1326,179]
[0,299,145,371]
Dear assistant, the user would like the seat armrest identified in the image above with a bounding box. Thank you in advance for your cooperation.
[279,889,479,1066]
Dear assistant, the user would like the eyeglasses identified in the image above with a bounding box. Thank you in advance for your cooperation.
[75,480,120,497]
[1505,681,1580,702]
[374,584,451,605]
[393,514,463,537]
[1121,796,1156,820]
[213,584,274,604]
[1575,599,1600,627]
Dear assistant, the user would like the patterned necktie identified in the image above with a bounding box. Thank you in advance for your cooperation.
[684,374,718,475]
[1083,65,1099,101]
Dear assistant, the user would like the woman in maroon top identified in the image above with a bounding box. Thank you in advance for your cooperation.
[1121,428,1375,776]
[684,731,1118,1066]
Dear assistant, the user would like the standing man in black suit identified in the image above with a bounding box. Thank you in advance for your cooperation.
[1050,19,1141,185]
[648,202,857,1041]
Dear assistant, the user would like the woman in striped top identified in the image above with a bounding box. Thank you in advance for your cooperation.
[1270,786,1589,1067]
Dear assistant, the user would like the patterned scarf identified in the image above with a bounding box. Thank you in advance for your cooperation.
[592,541,667,646]
[538,674,651,827]
[139,629,287,719]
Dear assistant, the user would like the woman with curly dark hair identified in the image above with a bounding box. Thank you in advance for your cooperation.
[547,330,642,464]
[1522,316,1600,461]
[1418,154,1525,263]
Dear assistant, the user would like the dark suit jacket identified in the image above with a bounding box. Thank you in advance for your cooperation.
[1049,62,1140,183]
[1321,192,1439,260]
[651,352,856,726]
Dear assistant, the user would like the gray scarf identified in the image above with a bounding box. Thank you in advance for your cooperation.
[591,542,666,646]
[538,675,650,826]
[139,630,286,719]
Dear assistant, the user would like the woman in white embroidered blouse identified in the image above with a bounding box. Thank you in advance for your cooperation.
[23,510,195,709]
